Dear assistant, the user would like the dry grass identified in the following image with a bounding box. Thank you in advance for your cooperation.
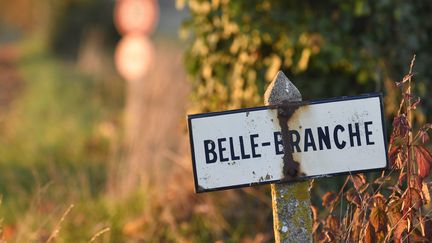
[313,56,432,242]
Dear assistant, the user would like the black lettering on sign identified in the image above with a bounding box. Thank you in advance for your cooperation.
[304,128,317,152]
[274,132,284,155]
[334,125,346,149]
[289,130,301,153]
[229,137,241,160]
[250,134,261,158]
[317,126,331,150]
[218,138,229,162]
[348,123,361,147]
[204,140,217,164]
[262,142,271,146]
[203,121,377,165]
[365,121,375,145]
[239,136,251,159]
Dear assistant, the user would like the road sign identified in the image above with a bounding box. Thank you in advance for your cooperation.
[188,93,388,193]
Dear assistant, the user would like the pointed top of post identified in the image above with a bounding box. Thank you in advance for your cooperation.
[264,71,302,105]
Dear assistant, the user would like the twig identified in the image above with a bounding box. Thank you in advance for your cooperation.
[46,204,74,243]
[89,227,110,243]
[406,54,416,238]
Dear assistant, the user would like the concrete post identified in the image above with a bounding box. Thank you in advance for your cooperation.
[264,71,313,242]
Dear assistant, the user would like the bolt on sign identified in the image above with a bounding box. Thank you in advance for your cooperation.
[188,93,388,193]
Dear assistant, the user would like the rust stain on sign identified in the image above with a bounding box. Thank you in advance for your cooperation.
[277,101,309,180]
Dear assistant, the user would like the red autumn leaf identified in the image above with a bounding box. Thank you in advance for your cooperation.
[311,205,319,222]
[322,191,338,209]
[410,96,421,110]
[403,93,421,110]
[403,188,423,211]
[364,222,377,243]
[414,145,432,178]
[398,172,407,185]
[373,193,386,208]
[403,92,415,100]
[419,130,430,144]
[421,181,431,204]
[387,201,402,228]
[423,123,432,130]
[370,207,387,233]
[350,174,366,191]
[350,207,364,241]
[410,174,422,189]
[389,145,404,169]
[393,220,407,241]
[388,193,405,240]
[316,232,328,243]
[392,114,410,138]
[312,221,320,235]
[411,187,423,210]
[326,215,340,234]
[400,174,423,191]
[346,188,361,207]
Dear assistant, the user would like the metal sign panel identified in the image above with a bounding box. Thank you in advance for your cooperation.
[188,94,388,193]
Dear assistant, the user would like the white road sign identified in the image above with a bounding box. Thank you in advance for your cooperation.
[188,94,388,193]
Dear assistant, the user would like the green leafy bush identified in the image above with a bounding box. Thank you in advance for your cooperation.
[180,0,432,115]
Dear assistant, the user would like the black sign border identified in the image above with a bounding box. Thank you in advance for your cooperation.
[188,93,388,193]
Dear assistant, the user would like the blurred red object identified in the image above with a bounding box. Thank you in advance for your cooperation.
[114,0,159,35]
[114,34,155,82]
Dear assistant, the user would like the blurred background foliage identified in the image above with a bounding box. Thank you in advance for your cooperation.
[1,0,270,242]
[0,0,119,57]
[180,0,432,121]
[48,0,119,58]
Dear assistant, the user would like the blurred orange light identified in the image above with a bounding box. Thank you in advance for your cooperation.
[114,0,159,35]
[114,34,155,82]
